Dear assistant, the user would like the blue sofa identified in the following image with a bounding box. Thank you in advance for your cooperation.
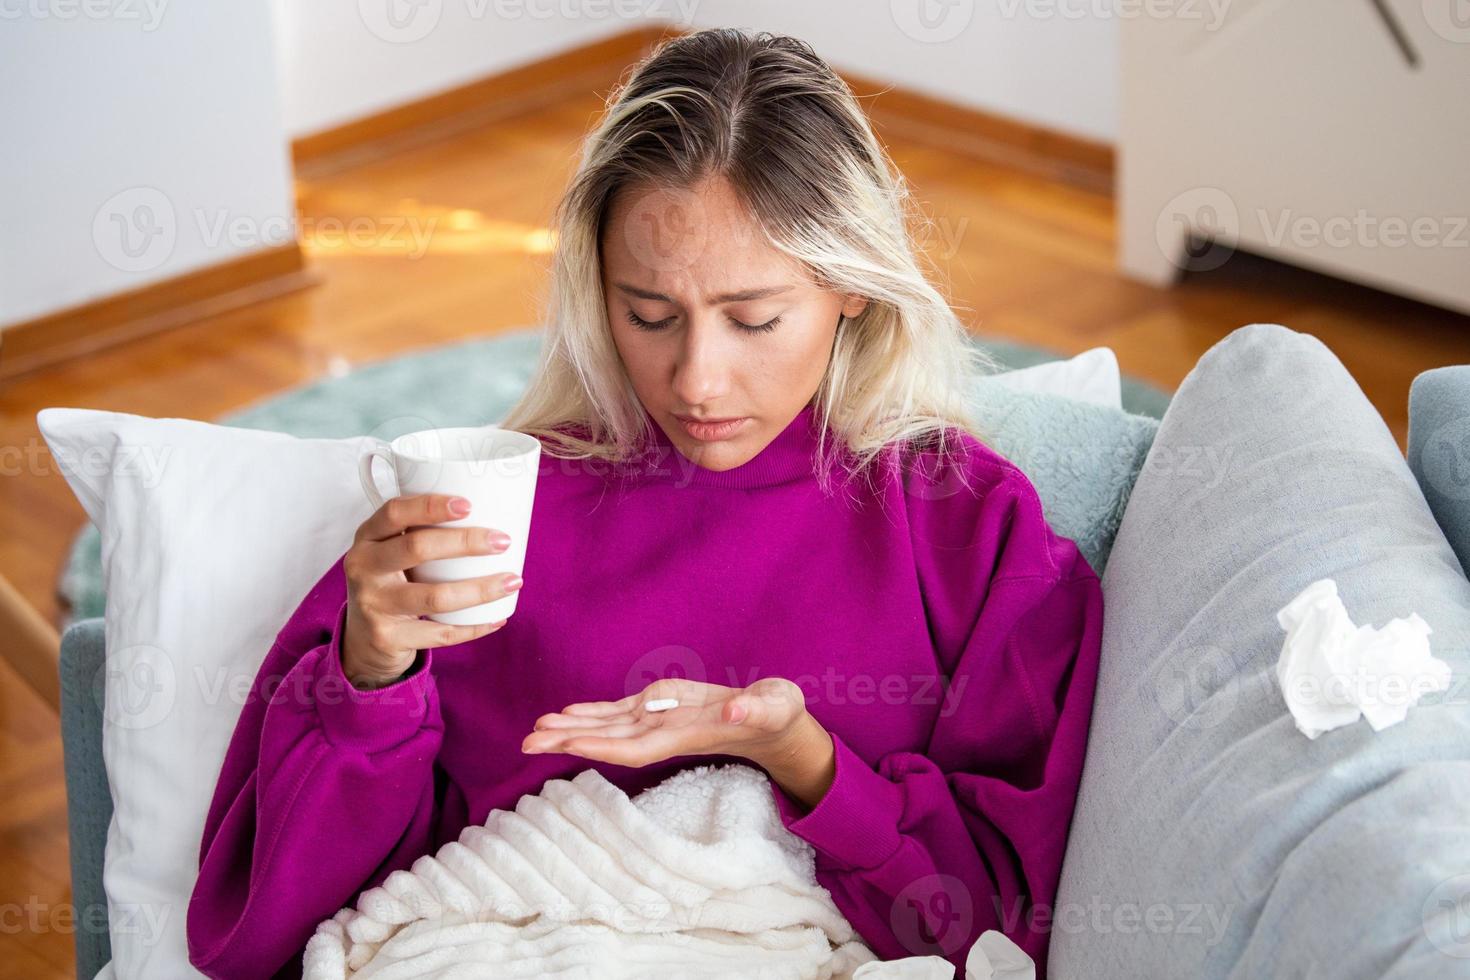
[57,324,1470,979]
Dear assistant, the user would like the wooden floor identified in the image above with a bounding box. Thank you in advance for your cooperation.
[3,62,1469,978]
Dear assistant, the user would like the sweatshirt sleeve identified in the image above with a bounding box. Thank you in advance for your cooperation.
[769,458,1104,977]
[186,554,446,979]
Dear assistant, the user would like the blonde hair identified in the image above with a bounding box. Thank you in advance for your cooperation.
[500,27,1000,495]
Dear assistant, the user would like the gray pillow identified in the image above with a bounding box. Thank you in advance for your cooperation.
[969,381,1158,576]
[1050,323,1470,978]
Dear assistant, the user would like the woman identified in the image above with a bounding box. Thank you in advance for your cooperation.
[187,28,1103,979]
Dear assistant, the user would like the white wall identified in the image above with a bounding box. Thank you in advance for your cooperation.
[272,0,672,138]
[271,0,1116,144]
[0,3,296,328]
[686,0,1116,143]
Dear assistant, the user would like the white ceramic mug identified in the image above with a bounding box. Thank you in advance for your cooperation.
[358,425,541,625]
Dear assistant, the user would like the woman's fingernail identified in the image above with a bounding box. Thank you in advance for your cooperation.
[450,497,471,516]
[505,574,523,591]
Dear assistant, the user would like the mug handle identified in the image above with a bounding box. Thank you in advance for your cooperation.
[358,439,399,511]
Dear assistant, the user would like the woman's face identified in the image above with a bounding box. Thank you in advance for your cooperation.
[600,175,868,472]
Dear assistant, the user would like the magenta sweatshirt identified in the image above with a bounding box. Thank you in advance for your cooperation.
[186,403,1104,979]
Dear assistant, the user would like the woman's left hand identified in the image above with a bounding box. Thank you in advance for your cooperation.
[522,677,836,807]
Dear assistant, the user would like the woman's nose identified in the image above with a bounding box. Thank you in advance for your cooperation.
[670,319,733,406]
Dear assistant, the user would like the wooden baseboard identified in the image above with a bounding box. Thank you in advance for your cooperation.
[843,72,1114,195]
[293,25,682,177]
[0,243,314,382]
[291,24,1114,194]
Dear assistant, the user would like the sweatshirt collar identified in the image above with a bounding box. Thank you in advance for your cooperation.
[628,403,823,490]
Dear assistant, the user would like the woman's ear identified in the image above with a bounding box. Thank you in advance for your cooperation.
[840,294,870,319]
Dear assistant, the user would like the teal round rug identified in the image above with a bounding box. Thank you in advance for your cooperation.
[57,327,1171,628]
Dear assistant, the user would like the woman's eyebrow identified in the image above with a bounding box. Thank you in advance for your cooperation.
[614,282,793,304]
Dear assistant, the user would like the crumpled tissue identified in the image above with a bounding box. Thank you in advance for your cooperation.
[1275,578,1451,739]
[853,929,1035,979]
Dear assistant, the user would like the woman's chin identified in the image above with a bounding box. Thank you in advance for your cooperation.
[673,435,751,472]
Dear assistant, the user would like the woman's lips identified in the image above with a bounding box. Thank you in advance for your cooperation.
[675,415,748,442]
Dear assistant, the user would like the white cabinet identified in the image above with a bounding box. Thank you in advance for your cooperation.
[1119,0,1470,315]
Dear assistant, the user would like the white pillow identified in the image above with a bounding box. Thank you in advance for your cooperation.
[38,408,377,980]
[991,346,1122,410]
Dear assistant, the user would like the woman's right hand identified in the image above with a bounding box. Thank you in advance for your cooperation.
[339,493,521,689]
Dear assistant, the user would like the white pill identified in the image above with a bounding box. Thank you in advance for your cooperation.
[644,698,679,713]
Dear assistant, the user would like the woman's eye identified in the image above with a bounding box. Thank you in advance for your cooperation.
[626,310,674,331]
[624,310,783,334]
[730,314,782,334]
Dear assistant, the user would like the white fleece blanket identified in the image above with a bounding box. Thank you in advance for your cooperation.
[302,763,1034,979]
